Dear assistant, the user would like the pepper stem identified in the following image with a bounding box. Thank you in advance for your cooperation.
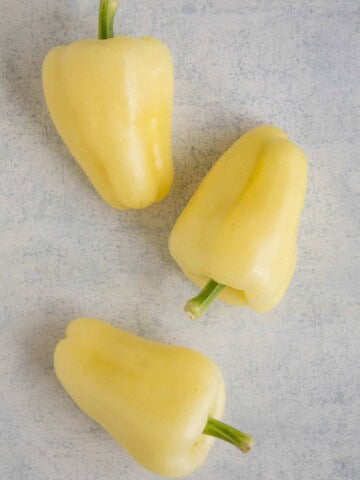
[185,279,225,319]
[98,0,120,39]
[203,416,254,454]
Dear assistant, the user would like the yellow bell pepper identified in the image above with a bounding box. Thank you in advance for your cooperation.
[169,125,307,319]
[55,318,254,477]
[42,0,173,209]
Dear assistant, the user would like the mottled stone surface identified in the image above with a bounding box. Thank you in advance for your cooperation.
[0,1,359,479]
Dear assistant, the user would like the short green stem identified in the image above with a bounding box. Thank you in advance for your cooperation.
[98,0,120,39]
[203,416,254,454]
[185,279,225,319]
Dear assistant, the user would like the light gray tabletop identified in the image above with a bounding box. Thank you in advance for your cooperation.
[1,1,359,479]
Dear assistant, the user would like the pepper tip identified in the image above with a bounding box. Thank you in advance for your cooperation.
[184,300,199,320]
[240,435,255,454]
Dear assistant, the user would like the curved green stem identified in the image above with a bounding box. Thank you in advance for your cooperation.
[185,280,225,319]
[203,416,254,454]
[98,0,120,39]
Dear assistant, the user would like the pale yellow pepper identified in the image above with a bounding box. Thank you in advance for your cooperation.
[169,125,307,319]
[42,0,173,209]
[55,318,254,477]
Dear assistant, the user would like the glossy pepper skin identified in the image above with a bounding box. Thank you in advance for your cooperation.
[55,319,254,477]
[169,125,307,317]
[42,1,173,209]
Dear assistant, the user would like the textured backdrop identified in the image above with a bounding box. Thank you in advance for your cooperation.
[0,1,359,479]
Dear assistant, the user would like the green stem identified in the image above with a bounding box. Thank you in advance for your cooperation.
[185,279,225,320]
[203,416,254,454]
[98,0,120,39]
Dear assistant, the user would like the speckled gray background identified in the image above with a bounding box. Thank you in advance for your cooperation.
[1,0,359,479]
